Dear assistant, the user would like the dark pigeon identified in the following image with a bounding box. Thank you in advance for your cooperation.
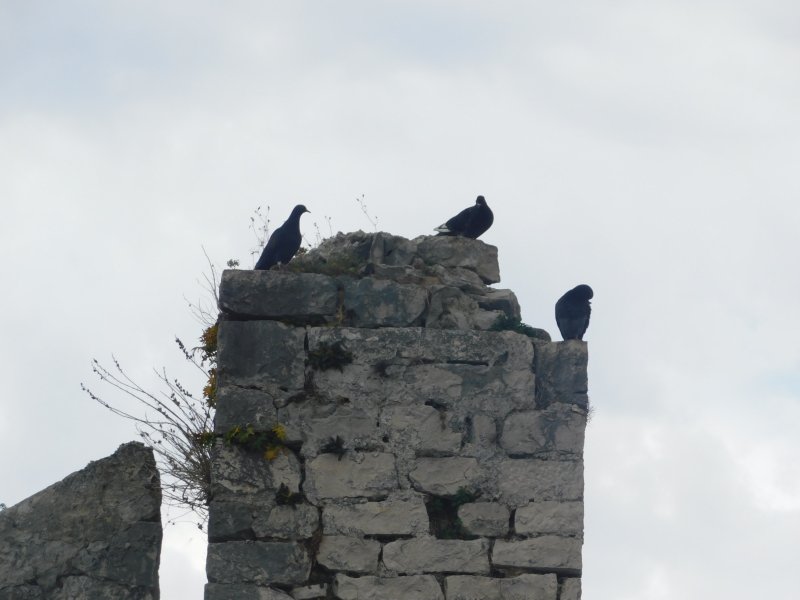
[254,204,310,270]
[555,284,593,340]
[434,195,493,239]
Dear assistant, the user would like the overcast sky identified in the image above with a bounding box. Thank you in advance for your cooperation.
[2,2,799,598]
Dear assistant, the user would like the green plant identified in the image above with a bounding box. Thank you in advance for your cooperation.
[307,340,353,372]
[320,435,347,460]
[224,423,287,460]
[490,314,551,341]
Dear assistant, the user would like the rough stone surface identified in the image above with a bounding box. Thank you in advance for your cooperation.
[457,502,510,537]
[252,504,320,540]
[219,270,339,321]
[382,538,490,574]
[498,459,584,508]
[333,574,444,600]
[214,386,280,434]
[304,453,398,501]
[493,537,582,574]
[534,341,589,409]
[444,574,558,600]
[217,320,306,390]
[211,443,302,503]
[409,457,481,496]
[500,405,586,458]
[0,442,161,600]
[560,578,582,600]
[322,497,430,536]
[207,541,311,586]
[344,277,428,327]
[317,536,380,573]
[291,584,328,599]
[514,501,584,537]
[205,583,294,600]
[415,236,500,283]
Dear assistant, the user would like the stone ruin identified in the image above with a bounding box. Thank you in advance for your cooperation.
[207,232,588,600]
[0,442,162,599]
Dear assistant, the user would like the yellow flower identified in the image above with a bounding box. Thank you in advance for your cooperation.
[264,446,281,461]
[272,423,287,441]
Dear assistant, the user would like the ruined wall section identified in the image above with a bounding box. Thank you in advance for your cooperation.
[206,232,587,600]
[0,442,162,599]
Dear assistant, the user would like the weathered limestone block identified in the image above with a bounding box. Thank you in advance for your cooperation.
[208,500,260,542]
[471,414,497,445]
[514,501,583,537]
[343,277,428,327]
[497,459,583,508]
[457,502,509,537]
[252,505,319,540]
[409,457,481,496]
[444,574,558,600]
[210,443,302,503]
[560,578,582,600]
[382,538,489,574]
[425,264,487,294]
[333,574,444,600]
[51,577,157,600]
[493,536,582,573]
[500,405,586,458]
[384,405,462,455]
[278,401,381,458]
[205,583,293,600]
[534,340,588,409]
[426,286,501,330]
[317,536,381,573]
[322,497,429,536]
[304,453,398,501]
[214,386,280,434]
[217,320,306,390]
[416,236,500,284]
[219,270,339,321]
[0,442,161,599]
[473,288,521,320]
[206,541,311,586]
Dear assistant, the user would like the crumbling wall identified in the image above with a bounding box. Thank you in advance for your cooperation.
[207,232,587,600]
[0,442,162,599]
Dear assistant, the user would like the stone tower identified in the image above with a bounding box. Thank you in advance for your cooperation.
[205,232,587,600]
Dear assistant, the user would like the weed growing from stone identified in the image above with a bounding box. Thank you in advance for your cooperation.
[425,487,480,539]
[307,340,354,372]
[224,423,287,461]
[490,314,551,341]
[319,435,347,460]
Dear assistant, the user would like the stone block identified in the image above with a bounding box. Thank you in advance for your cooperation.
[497,459,583,508]
[217,320,306,390]
[333,574,444,600]
[409,457,481,496]
[304,453,398,501]
[534,341,588,409]
[208,501,258,542]
[415,236,500,284]
[492,537,582,574]
[560,578,582,600]
[219,270,339,321]
[382,538,489,574]
[214,386,281,434]
[317,536,380,573]
[205,583,293,600]
[210,444,301,503]
[206,541,311,586]
[471,414,497,445]
[473,288,521,320]
[444,574,558,600]
[500,405,586,458]
[0,442,161,598]
[343,277,428,327]
[457,502,509,537]
[322,497,429,536]
[384,405,462,455]
[514,501,583,537]
[252,505,319,540]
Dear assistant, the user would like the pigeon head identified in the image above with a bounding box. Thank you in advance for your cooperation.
[573,284,594,300]
[291,204,310,218]
[476,196,487,206]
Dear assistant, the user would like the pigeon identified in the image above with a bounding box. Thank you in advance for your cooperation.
[555,284,593,340]
[434,195,493,239]
[254,204,310,270]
